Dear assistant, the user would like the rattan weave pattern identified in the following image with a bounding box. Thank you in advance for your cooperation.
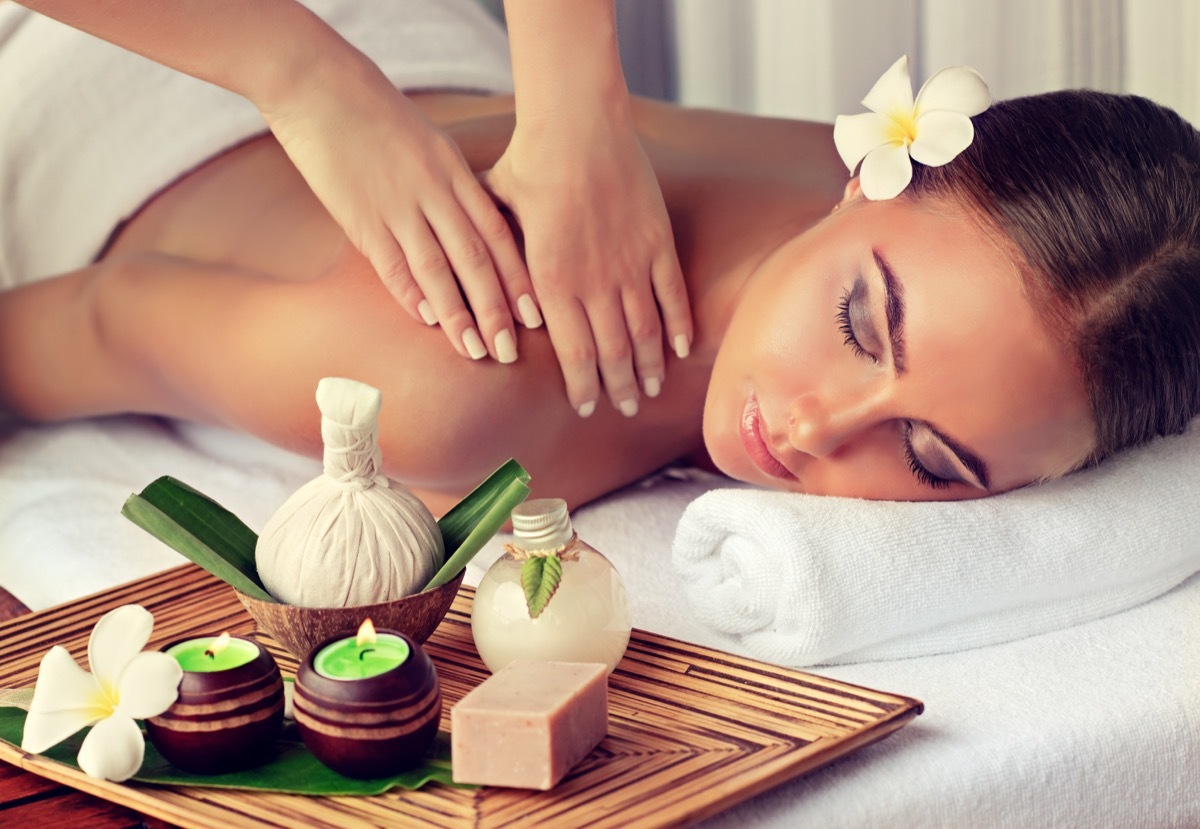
[0,565,922,828]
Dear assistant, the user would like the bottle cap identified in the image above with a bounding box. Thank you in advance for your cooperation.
[511,498,574,550]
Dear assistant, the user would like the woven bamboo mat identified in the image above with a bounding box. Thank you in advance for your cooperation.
[0,565,922,828]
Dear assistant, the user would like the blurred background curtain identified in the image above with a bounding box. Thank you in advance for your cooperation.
[573,0,1199,126]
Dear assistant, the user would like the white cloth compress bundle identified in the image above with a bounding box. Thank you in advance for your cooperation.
[256,378,443,607]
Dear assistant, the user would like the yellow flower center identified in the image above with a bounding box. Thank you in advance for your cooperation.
[887,111,918,146]
[92,684,118,717]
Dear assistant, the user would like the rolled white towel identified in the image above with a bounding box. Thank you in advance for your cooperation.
[672,422,1200,666]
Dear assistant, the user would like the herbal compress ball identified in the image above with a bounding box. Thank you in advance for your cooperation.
[256,377,444,607]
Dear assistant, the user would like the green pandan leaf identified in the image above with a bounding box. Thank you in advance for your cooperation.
[424,460,531,591]
[141,477,260,577]
[123,460,530,599]
[437,459,530,553]
[521,553,563,619]
[121,488,275,603]
[0,707,469,795]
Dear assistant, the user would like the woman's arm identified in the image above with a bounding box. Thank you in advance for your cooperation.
[484,0,693,419]
[15,1,534,368]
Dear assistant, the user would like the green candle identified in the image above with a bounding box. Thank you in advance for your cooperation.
[166,633,259,673]
[314,632,411,680]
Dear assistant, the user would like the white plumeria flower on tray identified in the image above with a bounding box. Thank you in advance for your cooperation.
[833,55,991,200]
[21,605,182,782]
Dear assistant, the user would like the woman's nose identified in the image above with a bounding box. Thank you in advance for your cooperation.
[786,392,884,457]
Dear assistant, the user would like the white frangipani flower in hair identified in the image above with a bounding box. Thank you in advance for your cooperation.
[21,605,182,782]
[833,55,991,200]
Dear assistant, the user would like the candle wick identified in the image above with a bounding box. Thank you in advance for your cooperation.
[359,648,375,661]
[204,649,215,659]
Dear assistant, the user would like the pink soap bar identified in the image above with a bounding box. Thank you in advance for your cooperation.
[451,660,608,789]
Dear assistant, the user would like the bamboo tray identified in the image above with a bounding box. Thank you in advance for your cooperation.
[0,565,922,828]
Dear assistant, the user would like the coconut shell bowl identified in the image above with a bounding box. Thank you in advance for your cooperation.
[234,570,465,660]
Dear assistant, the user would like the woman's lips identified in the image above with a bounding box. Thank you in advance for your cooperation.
[739,396,796,481]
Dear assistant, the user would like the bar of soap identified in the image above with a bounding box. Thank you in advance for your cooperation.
[451,660,608,789]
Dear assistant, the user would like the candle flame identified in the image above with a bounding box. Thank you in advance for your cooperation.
[356,618,377,647]
[204,631,232,659]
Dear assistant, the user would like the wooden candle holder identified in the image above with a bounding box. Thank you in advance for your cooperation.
[145,636,285,774]
[293,630,442,779]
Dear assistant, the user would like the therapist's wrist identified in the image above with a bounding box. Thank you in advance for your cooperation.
[246,8,375,118]
[514,75,633,141]
[506,0,631,129]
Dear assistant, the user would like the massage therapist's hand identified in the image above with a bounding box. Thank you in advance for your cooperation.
[489,0,694,418]
[261,48,534,365]
[484,114,691,417]
[11,0,532,364]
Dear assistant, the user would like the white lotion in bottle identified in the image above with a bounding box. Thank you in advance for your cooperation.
[472,499,632,673]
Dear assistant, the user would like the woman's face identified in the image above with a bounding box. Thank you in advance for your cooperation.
[703,192,1094,500]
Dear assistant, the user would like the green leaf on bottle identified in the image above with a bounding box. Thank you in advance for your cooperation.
[521,553,563,619]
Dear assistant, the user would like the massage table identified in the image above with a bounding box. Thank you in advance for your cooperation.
[0,415,1194,827]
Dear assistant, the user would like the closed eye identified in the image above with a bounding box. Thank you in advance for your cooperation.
[902,421,953,489]
[836,285,879,364]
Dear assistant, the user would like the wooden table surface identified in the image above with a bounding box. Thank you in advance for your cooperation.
[0,761,172,828]
[0,587,168,826]
[0,587,29,623]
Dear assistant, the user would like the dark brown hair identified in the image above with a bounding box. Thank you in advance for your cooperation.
[908,90,1200,466]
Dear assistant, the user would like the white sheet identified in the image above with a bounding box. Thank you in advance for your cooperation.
[0,416,1195,827]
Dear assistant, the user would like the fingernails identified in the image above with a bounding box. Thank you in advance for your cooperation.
[494,329,518,364]
[619,398,639,418]
[418,300,437,326]
[577,400,596,418]
[673,334,690,360]
[643,376,662,398]
[462,329,487,360]
[517,294,543,329]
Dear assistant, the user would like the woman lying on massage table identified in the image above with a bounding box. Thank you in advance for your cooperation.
[1,45,1198,514]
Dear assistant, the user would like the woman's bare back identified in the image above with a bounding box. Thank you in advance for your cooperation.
[7,93,844,511]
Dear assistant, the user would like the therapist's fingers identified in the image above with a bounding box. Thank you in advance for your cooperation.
[455,174,539,329]
[542,298,603,417]
[651,247,693,362]
[395,219,484,361]
[587,295,642,417]
[364,224,432,326]
[622,281,667,400]
[422,197,517,364]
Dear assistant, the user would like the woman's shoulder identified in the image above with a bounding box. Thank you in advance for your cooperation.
[631,96,843,176]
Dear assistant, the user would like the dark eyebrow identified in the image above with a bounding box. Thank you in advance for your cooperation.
[927,422,993,491]
[874,248,907,375]
[874,248,993,491]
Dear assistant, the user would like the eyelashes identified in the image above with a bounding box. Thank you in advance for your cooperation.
[902,421,952,489]
[835,288,878,364]
[835,288,953,491]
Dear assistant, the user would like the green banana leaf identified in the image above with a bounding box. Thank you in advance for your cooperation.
[0,707,463,795]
